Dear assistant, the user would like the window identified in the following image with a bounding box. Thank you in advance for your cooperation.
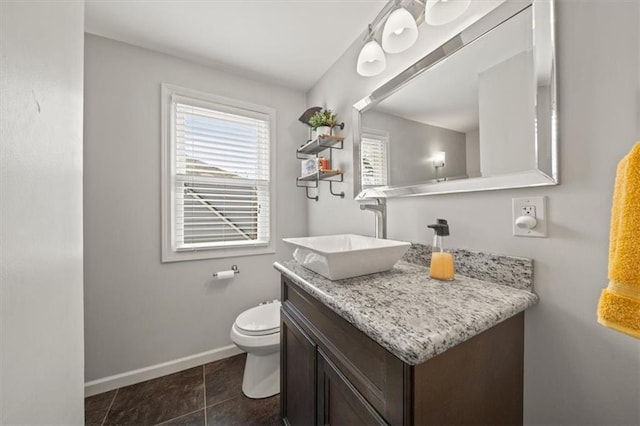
[360,130,389,187]
[161,84,275,262]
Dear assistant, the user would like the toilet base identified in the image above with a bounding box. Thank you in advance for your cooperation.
[242,351,280,399]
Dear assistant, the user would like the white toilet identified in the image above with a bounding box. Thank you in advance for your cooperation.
[230,300,281,399]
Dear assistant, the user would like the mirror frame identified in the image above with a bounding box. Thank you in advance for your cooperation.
[353,0,557,200]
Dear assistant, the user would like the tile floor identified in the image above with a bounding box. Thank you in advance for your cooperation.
[85,354,281,426]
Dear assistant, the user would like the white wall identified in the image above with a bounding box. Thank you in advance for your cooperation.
[307,0,640,424]
[0,1,85,424]
[478,51,535,176]
[83,35,308,383]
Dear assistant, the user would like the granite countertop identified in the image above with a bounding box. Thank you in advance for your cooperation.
[274,259,538,366]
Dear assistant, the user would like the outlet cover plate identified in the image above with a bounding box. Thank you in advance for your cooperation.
[512,196,547,237]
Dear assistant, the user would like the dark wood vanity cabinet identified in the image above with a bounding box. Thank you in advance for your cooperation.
[280,276,525,426]
[281,312,316,425]
[316,350,387,425]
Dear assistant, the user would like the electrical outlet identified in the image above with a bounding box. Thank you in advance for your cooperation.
[512,196,547,237]
[521,205,536,217]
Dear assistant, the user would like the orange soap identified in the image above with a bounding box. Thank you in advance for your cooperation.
[430,251,455,281]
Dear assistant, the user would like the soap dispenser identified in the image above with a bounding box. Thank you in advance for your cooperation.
[427,219,455,281]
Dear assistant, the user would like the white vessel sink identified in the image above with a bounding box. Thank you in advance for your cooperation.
[283,234,411,280]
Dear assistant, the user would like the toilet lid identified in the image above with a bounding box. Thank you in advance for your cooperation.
[235,301,281,336]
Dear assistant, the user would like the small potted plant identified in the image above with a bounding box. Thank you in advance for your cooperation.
[308,109,337,137]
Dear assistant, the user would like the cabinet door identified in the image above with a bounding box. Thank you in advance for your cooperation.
[281,310,316,426]
[317,350,386,426]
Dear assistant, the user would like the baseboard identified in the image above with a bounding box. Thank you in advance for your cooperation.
[84,345,244,397]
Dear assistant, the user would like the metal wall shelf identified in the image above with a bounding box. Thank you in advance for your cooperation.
[295,132,345,201]
[297,135,344,157]
[297,169,343,182]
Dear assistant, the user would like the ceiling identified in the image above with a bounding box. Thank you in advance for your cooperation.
[85,0,387,91]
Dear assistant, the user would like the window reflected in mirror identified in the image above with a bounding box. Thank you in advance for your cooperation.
[361,129,389,188]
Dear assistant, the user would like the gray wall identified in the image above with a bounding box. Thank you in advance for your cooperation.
[465,128,481,178]
[1,1,85,423]
[307,0,640,424]
[362,110,467,184]
[84,35,308,381]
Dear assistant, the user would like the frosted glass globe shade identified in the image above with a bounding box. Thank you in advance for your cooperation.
[425,0,471,26]
[357,40,386,77]
[381,7,418,54]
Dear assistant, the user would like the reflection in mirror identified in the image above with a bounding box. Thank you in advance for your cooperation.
[354,0,557,199]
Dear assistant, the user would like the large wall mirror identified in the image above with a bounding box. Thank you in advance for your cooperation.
[353,0,557,200]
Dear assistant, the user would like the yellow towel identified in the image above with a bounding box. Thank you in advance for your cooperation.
[597,142,640,338]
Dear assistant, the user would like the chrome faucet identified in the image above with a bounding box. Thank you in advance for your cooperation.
[360,198,387,239]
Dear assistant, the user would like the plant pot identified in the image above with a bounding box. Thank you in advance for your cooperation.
[315,126,332,138]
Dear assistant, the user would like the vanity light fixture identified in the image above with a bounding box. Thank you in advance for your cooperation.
[381,7,419,54]
[357,0,471,77]
[357,27,387,77]
[356,0,421,77]
[433,151,446,169]
[424,0,471,26]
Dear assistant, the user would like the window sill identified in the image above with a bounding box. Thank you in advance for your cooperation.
[161,243,275,263]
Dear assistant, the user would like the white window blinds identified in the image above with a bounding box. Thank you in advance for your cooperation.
[361,134,389,187]
[172,96,271,251]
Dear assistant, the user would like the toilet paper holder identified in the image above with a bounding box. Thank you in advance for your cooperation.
[212,265,240,278]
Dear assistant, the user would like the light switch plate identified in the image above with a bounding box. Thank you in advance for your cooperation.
[512,196,547,237]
